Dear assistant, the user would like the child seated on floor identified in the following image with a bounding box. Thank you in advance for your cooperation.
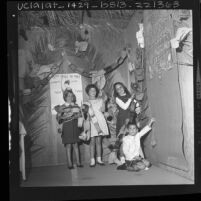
[119,117,155,171]
[108,102,141,166]
[108,118,129,165]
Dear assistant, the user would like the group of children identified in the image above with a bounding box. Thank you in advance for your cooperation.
[55,82,155,172]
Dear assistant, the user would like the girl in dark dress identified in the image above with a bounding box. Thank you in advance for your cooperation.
[56,90,83,169]
[113,82,140,164]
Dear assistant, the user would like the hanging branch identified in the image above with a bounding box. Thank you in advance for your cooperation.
[37,59,64,88]
[104,55,128,75]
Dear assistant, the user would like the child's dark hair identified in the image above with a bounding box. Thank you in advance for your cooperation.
[126,121,138,129]
[85,84,99,98]
[113,82,131,98]
[63,89,76,102]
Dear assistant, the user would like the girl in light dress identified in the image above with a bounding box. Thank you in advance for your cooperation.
[85,84,109,167]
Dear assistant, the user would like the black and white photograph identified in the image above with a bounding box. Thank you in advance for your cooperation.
[8,0,201,200]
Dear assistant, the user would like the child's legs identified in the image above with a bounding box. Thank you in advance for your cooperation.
[141,158,151,167]
[136,161,146,170]
[65,144,72,166]
[135,157,146,170]
[95,136,102,158]
[119,144,124,158]
[72,143,80,164]
[126,160,140,171]
[90,137,96,160]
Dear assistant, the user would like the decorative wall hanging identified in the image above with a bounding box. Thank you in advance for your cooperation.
[22,58,64,105]
[75,41,88,53]
[48,43,55,51]
[80,24,91,41]
[128,62,135,72]
[170,27,192,49]
[136,23,144,48]
[90,69,106,89]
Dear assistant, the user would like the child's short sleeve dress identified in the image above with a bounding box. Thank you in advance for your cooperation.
[88,99,109,137]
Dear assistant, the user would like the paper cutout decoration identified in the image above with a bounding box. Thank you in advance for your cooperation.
[90,69,106,90]
[75,41,88,53]
[128,62,135,72]
[136,23,144,48]
[48,43,55,51]
[170,27,192,49]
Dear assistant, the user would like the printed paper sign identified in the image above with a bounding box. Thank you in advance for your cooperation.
[50,74,83,115]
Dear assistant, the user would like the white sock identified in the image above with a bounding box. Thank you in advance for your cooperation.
[114,158,122,166]
[120,156,125,164]
[97,156,103,163]
[90,158,95,165]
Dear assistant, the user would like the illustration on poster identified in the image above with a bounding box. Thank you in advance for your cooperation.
[50,74,83,115]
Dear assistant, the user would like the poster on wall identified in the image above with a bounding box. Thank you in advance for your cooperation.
[50,73,83,115]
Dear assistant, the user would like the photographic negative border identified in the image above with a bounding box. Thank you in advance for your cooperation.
[8,0,201,200]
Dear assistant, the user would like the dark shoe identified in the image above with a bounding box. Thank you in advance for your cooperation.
[148,163,152,168]
[90,164,96,167]
[97,161,105,166]
[117,163,127,170]
[68,166,74,170]
[77,164,84,168]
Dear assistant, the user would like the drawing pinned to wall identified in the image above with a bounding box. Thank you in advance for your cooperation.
[50,73,83,115]
[144,10,176,79]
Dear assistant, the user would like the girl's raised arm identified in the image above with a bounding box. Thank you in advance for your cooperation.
[138,118,155,138]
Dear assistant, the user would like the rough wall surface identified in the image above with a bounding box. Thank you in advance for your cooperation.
[143,10,194,181]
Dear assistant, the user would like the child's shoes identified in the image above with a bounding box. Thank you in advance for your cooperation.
[68,166,74,170]
[77,164,84,168]
[90,158,96,167]
[117,163,127,170]
[97,157,105,166]
[108,151,117,164]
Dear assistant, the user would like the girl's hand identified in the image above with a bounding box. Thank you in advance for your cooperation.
[135,106,141,114]
[86,131,90,141]
[72,107,79,113]
[125,118,130,125]
[148,117,155,127]
[131,93,136,100]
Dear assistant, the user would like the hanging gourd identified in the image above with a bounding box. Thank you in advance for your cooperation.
[75,24,91,53]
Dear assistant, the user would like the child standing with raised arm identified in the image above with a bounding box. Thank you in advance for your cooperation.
[122,118,155,171]
[85,84,109,167]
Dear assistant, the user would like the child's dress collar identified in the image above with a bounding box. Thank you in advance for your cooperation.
[64,102,74,107]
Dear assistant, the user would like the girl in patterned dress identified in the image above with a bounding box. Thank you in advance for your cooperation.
[55,90,83,169]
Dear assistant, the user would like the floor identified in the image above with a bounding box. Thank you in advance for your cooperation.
[21,163,193,186]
